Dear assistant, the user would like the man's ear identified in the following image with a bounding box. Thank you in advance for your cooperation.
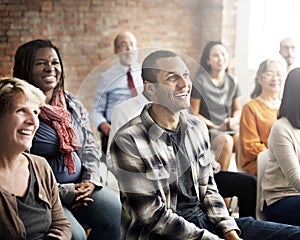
[144,80,156,97]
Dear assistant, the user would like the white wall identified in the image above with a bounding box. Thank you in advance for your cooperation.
[235,0,300,106]
[235,0,255,106]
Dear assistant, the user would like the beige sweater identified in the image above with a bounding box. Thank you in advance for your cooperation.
[262,117,300,207]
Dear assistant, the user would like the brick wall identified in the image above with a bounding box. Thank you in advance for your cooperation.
[0,0,236,110]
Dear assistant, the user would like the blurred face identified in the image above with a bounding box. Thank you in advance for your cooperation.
[115,32,138,66]
[259,62,283,94]
[279,38,296,66]
[150,56,192,113]
[32,47,62,96]
[0,92,40,152]
[207,44,229,72]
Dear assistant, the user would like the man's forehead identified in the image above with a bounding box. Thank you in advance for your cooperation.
[117,33,136,43]
[281,39,296,47]
[154,56,188,73]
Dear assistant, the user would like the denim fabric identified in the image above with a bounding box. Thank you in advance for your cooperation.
[264,196,300,226]
[236,217,300,240]
[192,215,300,239]
[63,207,86,240]
[65,186,121,240]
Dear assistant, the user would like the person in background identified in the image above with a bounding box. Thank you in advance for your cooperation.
[262,68,300,226]
[111,49,300,240]
[190,41,241,171]
[279,37,297,73]
[13,39,121,240]
[90,31,143,156]
[0,77,71,239]
[240,59,284,176]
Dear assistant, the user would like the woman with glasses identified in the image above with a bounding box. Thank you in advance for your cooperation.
[240,58,284,176]
[0,77,71,239]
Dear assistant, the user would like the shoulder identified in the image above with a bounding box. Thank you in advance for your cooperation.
[65,91,85,110]
[100,64,124,79]
[65,91,79,103]
[243,98,260,110]
[269,118,293,139]
[23,153,52,175]
[183,111,209,136]
[115,114,145,139]
[184,111,205,126]
[272,118,291,131]
[193,72,210,84]
[225,72,238,83]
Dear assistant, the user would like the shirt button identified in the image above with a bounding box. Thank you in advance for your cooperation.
[39,193,43,198]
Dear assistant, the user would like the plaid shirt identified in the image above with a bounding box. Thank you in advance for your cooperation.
[111,104,239,240]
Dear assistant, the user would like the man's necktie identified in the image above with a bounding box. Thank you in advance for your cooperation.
[127,68,138,97]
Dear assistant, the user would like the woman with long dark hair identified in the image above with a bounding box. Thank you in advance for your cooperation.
[13,39,121,240]
[191,41,241,171]
[262,68,300,225]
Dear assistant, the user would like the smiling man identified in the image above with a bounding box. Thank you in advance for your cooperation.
[90,31,143,155]
[110,50,300,240]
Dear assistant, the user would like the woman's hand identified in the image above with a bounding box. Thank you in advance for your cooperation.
[227,117,239,130]
[71,182,95,211]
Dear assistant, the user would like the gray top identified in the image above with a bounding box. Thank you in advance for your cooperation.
[191,71,241,125]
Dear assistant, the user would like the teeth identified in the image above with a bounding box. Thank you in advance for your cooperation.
[18,130,32,135]
[175,93,187,97]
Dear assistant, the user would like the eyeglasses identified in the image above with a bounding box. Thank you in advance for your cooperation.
[281,45,295,51]
[262,71,282,79]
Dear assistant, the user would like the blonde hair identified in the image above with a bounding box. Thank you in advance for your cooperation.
[0,77,45,114]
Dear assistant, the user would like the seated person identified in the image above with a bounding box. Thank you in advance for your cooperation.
[240,58,284,175]
[0,77,71,239]
[111,50,300,239]
[89,31,143,155]
[262,68,300,226]
[13,39,121,240]
[279,37,298,73]
[191,41,241,171]
[109,81,256,218]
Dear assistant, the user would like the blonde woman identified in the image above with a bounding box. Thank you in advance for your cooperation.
[0,77,71,239]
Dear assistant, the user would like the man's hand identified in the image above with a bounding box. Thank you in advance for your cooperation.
[99,122,111,136]
[71,182,95,211]
[224,230,242,240]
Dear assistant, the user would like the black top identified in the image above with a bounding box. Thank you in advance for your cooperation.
[16,161,51,240]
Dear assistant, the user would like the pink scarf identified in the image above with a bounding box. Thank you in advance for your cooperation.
[39,89,81,175]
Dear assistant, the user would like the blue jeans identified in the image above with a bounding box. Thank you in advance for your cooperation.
[64,185,121,240]
[191,215,300,239]
[264,196,300,226]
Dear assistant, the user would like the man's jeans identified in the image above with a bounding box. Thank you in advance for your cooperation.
[191,214,300,239]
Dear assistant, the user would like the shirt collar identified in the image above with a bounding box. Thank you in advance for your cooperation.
[119,62,141,73]
[140,104,189,141]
